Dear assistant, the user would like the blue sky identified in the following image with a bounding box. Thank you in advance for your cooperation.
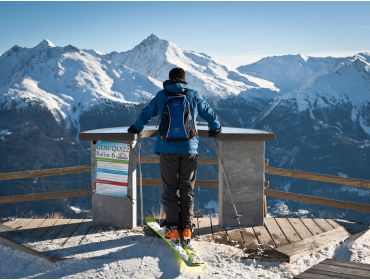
[0,1,369,66]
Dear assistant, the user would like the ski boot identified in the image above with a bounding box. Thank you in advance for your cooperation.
[181,226,194,249]
[164,226,180,244]
[181,226,204,265]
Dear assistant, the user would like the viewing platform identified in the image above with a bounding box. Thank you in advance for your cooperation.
[0,216,367,263]
[0,126,369,278]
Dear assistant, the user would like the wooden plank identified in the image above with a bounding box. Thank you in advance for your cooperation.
[51,219,84,245]
[15,219,36,230]
[265,166,370,189]
[0,165,91,181]
[252,226,275,248]
[326,219,341,229]
[300,218,324,235]
[265,189,370,213]
[295,271,339,279]
[288,218,313,240]
[2,219,21,228]
[308,268,361,279]
[322,259,370,271]
[314,218,336,232]
[275,218,301,243]
[314,263,370,278]
[140,179,218,188]
[21,218,47,231]
[196,217,212,236]
[62,219,93,246]
[0,189,91,204]
[264,218,289,247]
[226,229,244,248]
[43,219,71,242]
[2,219,33,230]
[276,227,350,262]
[29,219,58,240]
[240,227,260,248]
[0,223,16,233]
[6,219,47,244]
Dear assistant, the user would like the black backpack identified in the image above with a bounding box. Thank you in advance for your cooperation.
[160,90,197,141]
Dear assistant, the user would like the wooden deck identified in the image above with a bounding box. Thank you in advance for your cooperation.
[295,258,370,278]
[0,217,366,263]
[191,216,366,262]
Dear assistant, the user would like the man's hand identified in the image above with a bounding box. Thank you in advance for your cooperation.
[127,125,141,134]
[208,128,222,138]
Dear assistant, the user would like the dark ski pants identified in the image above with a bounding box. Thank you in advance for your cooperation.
[160,153,197,229]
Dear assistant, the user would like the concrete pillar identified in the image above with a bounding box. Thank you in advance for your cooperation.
[218,139,265,228]
[91,140,137,228]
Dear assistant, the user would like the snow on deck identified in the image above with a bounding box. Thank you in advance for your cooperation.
[0,217,369,278]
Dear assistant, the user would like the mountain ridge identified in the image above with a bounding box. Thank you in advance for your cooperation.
[0,35,278,127]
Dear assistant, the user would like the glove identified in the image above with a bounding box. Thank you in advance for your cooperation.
[208,128,222,138]
[127,125,141,134]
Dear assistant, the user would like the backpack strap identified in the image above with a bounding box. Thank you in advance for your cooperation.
[163,89,188,97]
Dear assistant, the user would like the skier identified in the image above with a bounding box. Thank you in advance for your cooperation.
[128,67,221,246]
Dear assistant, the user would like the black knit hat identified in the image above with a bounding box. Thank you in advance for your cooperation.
[169,67,186,82]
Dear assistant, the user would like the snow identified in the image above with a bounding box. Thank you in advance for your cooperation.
[34,39,55,50]
[0,227,369,279]
[0,39,161,128]
[238,53,370,115]
[359,116,370,136]
[108,34,278,99]
[68,205,90,214]
[0,129,11,140]
[360,140,370,149]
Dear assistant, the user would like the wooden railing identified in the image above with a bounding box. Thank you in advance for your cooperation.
[0,166,91,181]
[0,165,92,204]
[0,157,369,214]
[265,162,370,189]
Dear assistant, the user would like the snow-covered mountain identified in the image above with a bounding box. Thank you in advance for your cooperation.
[238,53,370,107]
[0,39,161,127]
[0,35,277,127]
[238,53,370,136]
[107,34,277,98]
[238,54,343,91]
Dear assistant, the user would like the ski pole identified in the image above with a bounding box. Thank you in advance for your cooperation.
[138,134,144,227]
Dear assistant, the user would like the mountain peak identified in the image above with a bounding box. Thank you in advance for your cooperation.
[34,39,55,50]
[298,53,309,62]
[146,33,160,42]
[138,34,166,47]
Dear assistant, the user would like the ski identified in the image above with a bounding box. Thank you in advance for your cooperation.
[145,217,203,267]
[182,243,204,266]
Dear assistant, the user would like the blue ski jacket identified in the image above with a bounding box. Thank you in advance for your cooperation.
[132,81,221,154]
